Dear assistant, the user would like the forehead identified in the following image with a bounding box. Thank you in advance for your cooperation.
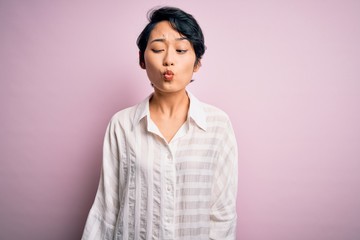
[149,21,183,40]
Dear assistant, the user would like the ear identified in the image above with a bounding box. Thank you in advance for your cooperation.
[193,60,201,72]
[139,51,146,69]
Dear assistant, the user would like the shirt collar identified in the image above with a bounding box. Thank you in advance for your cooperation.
[132,94,151,129]
[132,91,207,131]
[187,91,207,131]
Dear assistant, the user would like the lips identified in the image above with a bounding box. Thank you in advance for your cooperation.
[163,70,174,80]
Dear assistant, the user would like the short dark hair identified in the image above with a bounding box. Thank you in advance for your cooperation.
[136,6,206,68]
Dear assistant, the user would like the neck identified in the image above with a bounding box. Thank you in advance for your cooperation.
[150,90,189,117]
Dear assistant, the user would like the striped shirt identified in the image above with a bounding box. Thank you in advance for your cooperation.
[82,92,238,240]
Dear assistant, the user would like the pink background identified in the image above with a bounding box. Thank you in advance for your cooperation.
[1,1,360,239]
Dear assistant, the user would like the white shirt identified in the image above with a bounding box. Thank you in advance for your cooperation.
[82,92,238,240]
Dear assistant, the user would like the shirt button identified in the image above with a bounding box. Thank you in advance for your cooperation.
[167,185,171,192]
[167,154,171,159]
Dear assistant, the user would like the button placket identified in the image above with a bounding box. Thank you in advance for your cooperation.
[162,148,175,239]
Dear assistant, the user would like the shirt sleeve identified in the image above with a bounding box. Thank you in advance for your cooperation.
[82,120,121,240]
[209,119,238,240]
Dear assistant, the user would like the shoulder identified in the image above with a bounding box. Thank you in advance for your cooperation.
[110,105,137,122]
[199,101,238,152]
[107,101,143,130]
[189,92,232,129]
[200,100,238,149]
[202,102,229,119]
[199,101,232,128]
[108,94,150,125]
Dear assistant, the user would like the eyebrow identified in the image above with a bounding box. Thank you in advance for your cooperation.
[150,37,188,44]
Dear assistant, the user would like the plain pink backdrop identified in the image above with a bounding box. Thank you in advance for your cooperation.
[1,1,360,239]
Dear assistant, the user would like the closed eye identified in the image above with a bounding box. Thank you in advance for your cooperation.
[176,49,188,54]
[152,49,164,53]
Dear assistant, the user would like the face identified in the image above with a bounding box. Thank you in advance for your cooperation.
[143,21,200,94]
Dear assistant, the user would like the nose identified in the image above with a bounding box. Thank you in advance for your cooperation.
[163,50,175,66]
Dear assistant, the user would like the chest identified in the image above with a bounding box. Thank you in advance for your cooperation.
[118,126,220,192]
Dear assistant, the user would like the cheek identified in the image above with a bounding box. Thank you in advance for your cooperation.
[185,60,197,72]
[144,54,158,79]
[144,52,158,68]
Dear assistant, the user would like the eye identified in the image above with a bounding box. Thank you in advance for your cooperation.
[151,49,164,53]
[176,49,188,54]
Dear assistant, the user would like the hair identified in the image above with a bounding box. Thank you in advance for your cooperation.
[136,6,206,68]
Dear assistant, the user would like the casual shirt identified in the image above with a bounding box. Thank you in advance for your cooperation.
[82,92,238,240]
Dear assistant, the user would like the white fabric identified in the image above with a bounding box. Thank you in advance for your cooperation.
[82,92,238,240]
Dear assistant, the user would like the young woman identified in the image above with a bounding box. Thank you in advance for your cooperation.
[82,6,238,240]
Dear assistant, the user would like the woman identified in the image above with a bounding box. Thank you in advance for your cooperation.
[82,6,238,240]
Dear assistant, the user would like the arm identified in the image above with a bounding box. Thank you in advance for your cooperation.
[209,121,238,240]
[82,120,121,240]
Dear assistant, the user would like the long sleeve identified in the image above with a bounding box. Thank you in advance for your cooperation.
[209,120,238,240]
[82,121,121,240]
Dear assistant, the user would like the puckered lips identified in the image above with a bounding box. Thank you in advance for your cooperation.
[163,70,174,81]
